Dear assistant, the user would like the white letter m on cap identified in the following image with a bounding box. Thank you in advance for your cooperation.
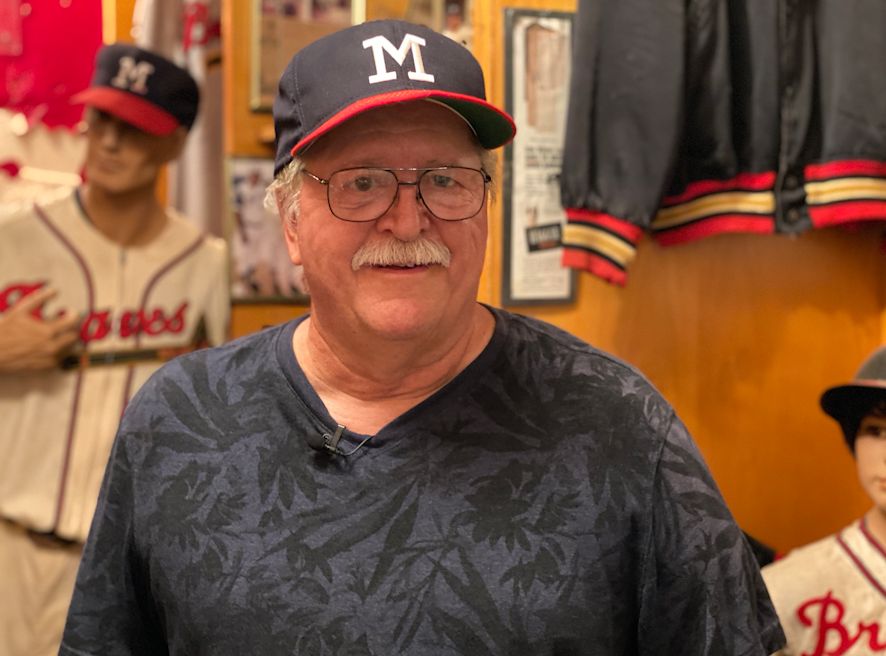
[110,56,156,95]
[362,34,435,84]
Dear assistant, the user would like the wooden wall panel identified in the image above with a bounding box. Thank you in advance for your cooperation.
[222,0,310,335]
[573,228,879,551]
[223,0,279,158]
[102,0,135,42]
[473,0,884,553]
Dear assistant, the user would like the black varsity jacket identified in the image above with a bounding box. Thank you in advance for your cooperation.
[559,0,886,285]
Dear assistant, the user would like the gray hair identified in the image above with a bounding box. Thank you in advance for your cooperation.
[265,148,499,231]
[264,158,306,229]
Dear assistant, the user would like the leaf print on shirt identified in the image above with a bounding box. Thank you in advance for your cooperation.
[457,459,541,550]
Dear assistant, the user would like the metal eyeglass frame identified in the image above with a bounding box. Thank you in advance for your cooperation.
[302,166,492,223]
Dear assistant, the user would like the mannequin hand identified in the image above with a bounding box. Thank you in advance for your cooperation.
[0,288,81,372]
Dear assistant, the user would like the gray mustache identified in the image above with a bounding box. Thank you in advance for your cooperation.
[351,239,452,271]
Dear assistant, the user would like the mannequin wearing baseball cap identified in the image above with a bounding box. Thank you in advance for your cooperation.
[0,43,203,373]
[73,42,199,249]
[62,21,781,655]
[0,44,229,656]
[763,346,886,656]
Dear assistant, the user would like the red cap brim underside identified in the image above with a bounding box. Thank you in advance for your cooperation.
[290,89,516,155]
[71,87,179,136]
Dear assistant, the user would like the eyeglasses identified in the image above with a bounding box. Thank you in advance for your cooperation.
[303,166,491,223]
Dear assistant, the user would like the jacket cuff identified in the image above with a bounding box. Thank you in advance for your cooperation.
[561,209,643,286]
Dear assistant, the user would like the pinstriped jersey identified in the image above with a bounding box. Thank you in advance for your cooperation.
[763,518,886,655]
[0,190,229,542]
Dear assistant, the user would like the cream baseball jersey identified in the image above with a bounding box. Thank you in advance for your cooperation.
[762,518,886,656]
[0,191,229,543]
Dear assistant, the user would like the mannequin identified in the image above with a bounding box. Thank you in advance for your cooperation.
[0,43,229,656]
[764,345,886,656]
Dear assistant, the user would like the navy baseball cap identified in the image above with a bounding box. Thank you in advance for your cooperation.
[821,346,886,448]
[272,19,516,175]
[72,43,199,136]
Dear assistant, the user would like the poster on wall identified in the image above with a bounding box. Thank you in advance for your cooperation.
[502,8,574,305]
[226,157,309,304]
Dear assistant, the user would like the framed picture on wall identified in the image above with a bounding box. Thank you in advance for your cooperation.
[501,8,575,305]
[251,0,366,111]
[226,156,309,304]
[363,0,452,35]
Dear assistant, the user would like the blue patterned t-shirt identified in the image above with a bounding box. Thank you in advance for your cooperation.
[61,306,784,655]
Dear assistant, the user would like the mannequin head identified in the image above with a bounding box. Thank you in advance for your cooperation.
[851,403,886,513]
[82,108,185,195]
[73,43,198,196]
[821,347,886,524]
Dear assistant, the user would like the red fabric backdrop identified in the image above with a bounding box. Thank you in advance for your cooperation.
[0,0,102,129]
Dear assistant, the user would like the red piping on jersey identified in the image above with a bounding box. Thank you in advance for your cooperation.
[120,367,136,416]
[32,202,95,534]
[859,517,886,561]
[121,233,207,409]
[836,524,886,600]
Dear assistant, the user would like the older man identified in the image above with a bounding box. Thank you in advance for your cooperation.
[61,20,783,655]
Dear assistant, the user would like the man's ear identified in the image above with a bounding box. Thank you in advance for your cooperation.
[280,210,303,266]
